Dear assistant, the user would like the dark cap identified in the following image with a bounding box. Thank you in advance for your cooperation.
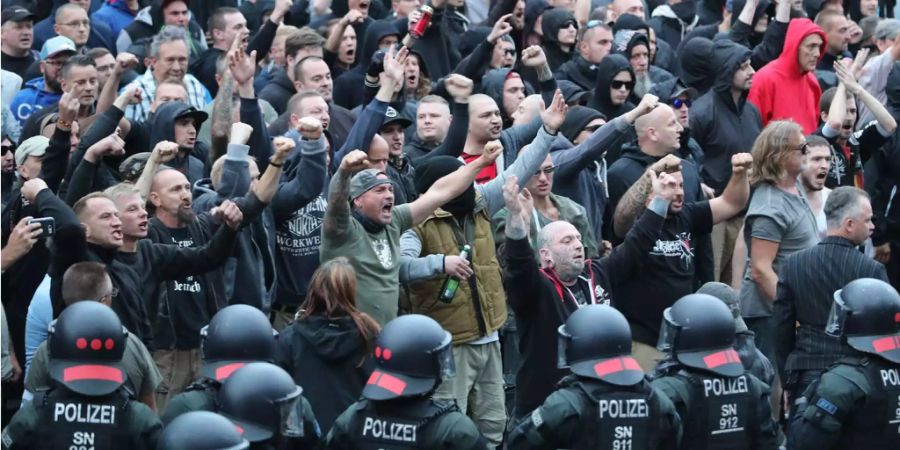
[381,106,412,129]
[350,169,391,200]
[118,152,152,182]
[2,6,36,24]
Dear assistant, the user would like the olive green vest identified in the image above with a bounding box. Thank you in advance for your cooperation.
[409,206,507,343]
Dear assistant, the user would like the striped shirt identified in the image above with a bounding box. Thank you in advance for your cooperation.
[120,71,211,123]
[774,236,888,374]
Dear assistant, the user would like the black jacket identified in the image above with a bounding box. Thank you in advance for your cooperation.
[276,314,374,432]
[149,102,208,184]
[587,54,635,123]
[120,0,207,64]
[332,20,399,110]
[690,39,762,194]
[554,55,600,91]
[258,66,295,115]
[503,208,665,418]
[540,8,576,71]
[865,64,900,248]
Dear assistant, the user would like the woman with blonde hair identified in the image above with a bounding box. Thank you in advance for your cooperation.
[276,257,380,431]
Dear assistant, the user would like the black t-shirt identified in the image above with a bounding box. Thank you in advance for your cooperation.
[166,226,209,349]
[1,51,37,80]
[615,201,714,346]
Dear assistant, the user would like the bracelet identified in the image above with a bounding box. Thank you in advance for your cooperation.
[56,118,71,130]
[269,160,283,168]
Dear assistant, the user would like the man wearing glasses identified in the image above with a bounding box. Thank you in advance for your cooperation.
[10,37,76,126]
[32,1,115,56]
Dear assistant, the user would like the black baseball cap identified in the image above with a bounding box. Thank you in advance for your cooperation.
[1,6,36,24]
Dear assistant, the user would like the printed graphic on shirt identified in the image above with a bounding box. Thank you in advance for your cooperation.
[371,237,393,269]
[170,235,202,294]
[277,196,327,257]
[829,152,847,186]
[650,232,694,268]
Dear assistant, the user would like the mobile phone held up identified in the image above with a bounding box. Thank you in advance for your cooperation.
[27,217,55,238]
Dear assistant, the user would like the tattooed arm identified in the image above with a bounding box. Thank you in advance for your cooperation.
[613,154,681,239]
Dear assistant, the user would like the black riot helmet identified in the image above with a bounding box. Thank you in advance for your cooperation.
[658,294,743,377]
[200,305,278,382]
[48,301,128,396]
[827,278,900,363]
[362,314,455,401]
[218,362,305,443]
[158,411,249,450]
[558,304,644,385]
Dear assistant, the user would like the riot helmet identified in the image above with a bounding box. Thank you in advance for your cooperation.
[200,304,278,382]
[362,314,455,401]
[217,362,305,443]
[558,304,644,385]
[658,294,743,377]
[158,411,249,450]
[827,278,900,363]
[48,301,128,396]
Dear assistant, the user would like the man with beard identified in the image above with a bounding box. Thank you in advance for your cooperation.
[615,30,673,102]
[1,6,39,79]
[555,21,614,90]
[801,135,833,237]
[121,27,212,123]
[815,62,896,189]
[144,124,295,410]
[10,36,76,126]
[502,164,678,420]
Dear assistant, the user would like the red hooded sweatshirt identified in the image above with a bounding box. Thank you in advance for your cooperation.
[748,19,827,134]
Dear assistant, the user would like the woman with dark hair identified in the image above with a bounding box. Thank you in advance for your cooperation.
[276,257,380,431]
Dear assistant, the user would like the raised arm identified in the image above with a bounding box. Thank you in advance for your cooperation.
[64,131,126,206]
[135,141,178,201]
[95,52,139,116]
[325,10,364,55]
[408,141,503,225]
[271,122,328,221]
[613,154,681,238]
[323,150,370,239]
[251,135,294,204]
[229,40,274,167]
[152,201,244,280]
[835,61,897,136]
[709,153,752,224]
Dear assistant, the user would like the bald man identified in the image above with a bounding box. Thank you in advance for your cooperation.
[609,0,646,22]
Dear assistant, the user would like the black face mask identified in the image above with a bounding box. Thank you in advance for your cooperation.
[352,209,386,234]
[671,1,696,22]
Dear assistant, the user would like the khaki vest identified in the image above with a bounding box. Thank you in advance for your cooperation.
[409,207,507,343]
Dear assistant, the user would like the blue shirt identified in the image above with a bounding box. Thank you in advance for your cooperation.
[24,275,52,378]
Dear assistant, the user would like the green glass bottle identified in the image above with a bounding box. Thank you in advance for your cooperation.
[439,245,471,303]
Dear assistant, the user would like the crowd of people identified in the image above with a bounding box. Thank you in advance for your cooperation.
[1,0,900,448]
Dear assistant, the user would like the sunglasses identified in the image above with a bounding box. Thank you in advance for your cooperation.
[534,165,555,176]
[671,98,692,109]
[610,80,635,90]
[503,49,516,56]
[1,145,13,156]
[562,20,578,29]
[794,142,809,155]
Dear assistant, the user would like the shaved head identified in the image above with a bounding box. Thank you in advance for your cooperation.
[634,105,672,137]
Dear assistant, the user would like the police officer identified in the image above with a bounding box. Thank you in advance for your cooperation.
[788,278,900,450]
[218,362,321,450]
[651,294,777,450]
[159,411,249,450]
[161,305,278,424]
[325,314,488,449]
[507,304,682,449]
[1,302,162,449]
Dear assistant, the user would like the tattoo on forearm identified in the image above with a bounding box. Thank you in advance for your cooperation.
[324,173,351,234]
[614,174,653,237]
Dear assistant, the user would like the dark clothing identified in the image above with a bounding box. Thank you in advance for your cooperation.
[774,236,888,383]
[326,397,489,449]
[652,367,778,450]
[587,54,636,122]
[0,386,162,449]
[148,102,208,184]
[502,208,665,418]
[539,8,576,71]
[690,39,762,194]
[507,375,682,450]
[160,378,218,424]
[119,2,206,63]
[728,16,790,71]
[276,315,374,431]
[189,47,225,98]
[816,121,890,189]
[554,55,600,90]
[866,66,900,264]
[789,355,900,450]
[615,201,715,346]
[332,20,400,111]
[258,66,295,115]
[1,51,38,80]
[815,50,853,91]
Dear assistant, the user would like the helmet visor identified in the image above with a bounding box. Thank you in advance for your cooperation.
[657,308,677,352]
[275,387,304,438]
[431,332,456,381]
[557,325,572,369]
[825,290,851,337]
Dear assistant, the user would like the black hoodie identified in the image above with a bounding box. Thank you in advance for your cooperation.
[540,8,576,71]
[332,20,400,110]
[587,54,636,122]
[258,66,296,115]
[276,315,375,431]
[677,36,716,95]
[866,63,900,248]
[150,102,208,184]
[120,0,207,63]
[480,68,535,128]
[689,40,762,194]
